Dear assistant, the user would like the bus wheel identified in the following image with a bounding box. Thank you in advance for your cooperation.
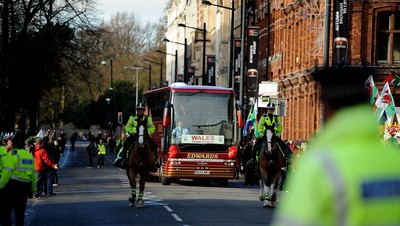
[161,177,171,185]
[217,179,229,187]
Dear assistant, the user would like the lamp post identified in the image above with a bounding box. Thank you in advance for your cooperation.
[144,58,163,88]
[178,23,207,85]
[101,58,115,135]
[123,66,143,105]
[134,64,152,90]
[157,49,178,83]
[163,38,188,83]
[202,0,235,88]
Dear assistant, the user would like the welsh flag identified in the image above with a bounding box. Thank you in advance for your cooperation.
[383,70,400,86]
[243,100,259,138]
[365,75,378,106]
[375,82,396,122]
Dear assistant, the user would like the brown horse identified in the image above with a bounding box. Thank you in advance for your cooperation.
[258,128,284,208]
[127,118,155,208]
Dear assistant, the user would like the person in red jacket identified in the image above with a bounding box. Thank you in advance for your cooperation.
[33,137,58,198]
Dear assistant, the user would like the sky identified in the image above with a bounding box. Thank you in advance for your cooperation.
[95,0,170,23]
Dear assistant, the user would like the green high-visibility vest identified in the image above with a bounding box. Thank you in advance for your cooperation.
[0,148,36,193]
[274,104,400,226]
[97,144,106,155]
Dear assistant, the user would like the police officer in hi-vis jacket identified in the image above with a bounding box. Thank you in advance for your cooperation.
[114,103,159,171]
[0,131,36,226]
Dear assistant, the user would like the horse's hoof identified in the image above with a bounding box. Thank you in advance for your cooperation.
[258,195,264,201]
[137,201,144,208]
[129,198,135,207]
[271,194,277,202]
[263,201,275,208]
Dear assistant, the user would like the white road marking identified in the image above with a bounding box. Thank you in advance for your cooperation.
[171,213,183,222]
[164,205,173,212]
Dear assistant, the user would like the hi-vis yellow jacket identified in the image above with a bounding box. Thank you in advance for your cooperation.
[0,146,7,176]
[97,144,106,155]
[258,114,282,138]
[273,104,400,226]
[125,115,155,136]
[0,148,36,193]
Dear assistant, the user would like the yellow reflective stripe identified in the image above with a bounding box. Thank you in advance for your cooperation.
[315,151,347,226]
[3,166,13,172]
[10,175,32,183]
[15,166,34,171]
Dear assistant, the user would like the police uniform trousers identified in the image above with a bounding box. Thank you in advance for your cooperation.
[0,179,31,226]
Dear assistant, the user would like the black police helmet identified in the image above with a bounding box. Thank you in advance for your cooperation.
[136,103,145,110]
[266,102,276,109]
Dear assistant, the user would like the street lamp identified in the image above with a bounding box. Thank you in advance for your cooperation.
[202,0,235,88]
[101,58,115,135]
[163,38,188,83]
[157,49,178,83]
[134,64,152,91]
[178,23,207,85]
[123,66,143,105]
[144,58,163,88]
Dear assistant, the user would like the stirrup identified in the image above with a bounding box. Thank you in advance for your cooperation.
[246,159,254,167]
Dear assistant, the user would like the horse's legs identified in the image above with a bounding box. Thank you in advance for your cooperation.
[128,173,137,207]
[269,172,282,207]
[258,167,270,201]
[137,174,148,208]
[258,177,264,201]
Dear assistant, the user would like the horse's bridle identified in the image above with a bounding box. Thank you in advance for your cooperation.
[265,130,275,154]
[137,125,147,148]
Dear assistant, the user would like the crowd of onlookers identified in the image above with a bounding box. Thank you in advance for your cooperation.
[1,129,125,199]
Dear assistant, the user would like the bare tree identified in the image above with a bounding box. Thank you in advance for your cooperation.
[0,0,101,132]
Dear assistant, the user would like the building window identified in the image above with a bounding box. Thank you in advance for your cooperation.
[377,12,400,64]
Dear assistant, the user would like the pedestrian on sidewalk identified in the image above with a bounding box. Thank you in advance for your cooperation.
[42,136,58,195]
[33,137,58,198]
[86,140,96,167]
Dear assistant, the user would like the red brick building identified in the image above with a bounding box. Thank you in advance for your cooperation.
[254,0,400,141]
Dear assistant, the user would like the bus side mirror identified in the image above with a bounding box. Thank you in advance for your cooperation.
[163,102,172,127]
[236,103,244,129]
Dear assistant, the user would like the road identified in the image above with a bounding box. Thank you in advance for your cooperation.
[24,141,278,225]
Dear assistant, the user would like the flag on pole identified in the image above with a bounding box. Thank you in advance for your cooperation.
[375,82,396,120]
[365,75,378,106]
[243,100,259,138]
[36,129,44,138]
[383,70,400,86]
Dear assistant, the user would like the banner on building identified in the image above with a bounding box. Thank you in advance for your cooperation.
[234,39,242,96]
[247,69,258,99]
[246,26,259,70]
[333,0,349,68]
[206,56,216,86]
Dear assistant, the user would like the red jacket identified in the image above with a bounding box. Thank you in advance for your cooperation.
[34,145,56,171]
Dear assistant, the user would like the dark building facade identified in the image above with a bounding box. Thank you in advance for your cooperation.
[253,0,400,141]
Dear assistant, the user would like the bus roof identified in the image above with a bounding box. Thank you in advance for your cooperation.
[144,83,234,95]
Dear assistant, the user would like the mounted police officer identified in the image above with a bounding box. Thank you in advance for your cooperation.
[114,103,160,171]
[247,102,287,167]
[0,130,36,226]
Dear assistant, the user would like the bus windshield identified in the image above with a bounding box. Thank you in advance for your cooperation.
[171,91,235,146]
